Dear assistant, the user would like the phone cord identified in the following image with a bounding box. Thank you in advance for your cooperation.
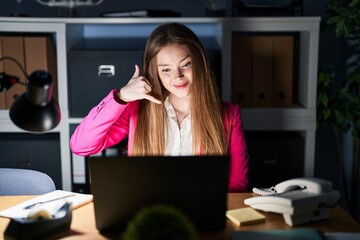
[252,186,277,196]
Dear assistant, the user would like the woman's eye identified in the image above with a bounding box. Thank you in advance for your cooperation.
[182,61,191,68]
[161,68,171,73]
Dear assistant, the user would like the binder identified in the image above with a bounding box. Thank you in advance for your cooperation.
[0,36,26,108]
[0,93,5,109]
[24,36,58,101]
[0,40,4,109]
[0,37,3,72]
[5,83,24,109]
[231,35,253,107]
[272,36,293,107]
[252,36,273,107]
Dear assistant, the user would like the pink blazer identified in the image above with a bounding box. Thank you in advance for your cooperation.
[70,90,249,192]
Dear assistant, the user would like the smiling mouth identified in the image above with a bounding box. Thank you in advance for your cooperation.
[174,82,189,89]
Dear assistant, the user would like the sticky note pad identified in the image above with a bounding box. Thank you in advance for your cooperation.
[226,207,266,226]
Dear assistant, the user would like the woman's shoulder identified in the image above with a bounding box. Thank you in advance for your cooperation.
[222,101,241,113]
[221,101,243,124]
[221,101,244,130]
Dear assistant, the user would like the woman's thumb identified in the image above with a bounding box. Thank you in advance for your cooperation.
[132,64,140,78]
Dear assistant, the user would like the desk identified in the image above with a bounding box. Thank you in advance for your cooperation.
[1,193,360,239]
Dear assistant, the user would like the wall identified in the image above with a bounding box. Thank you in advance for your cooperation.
[2,0,206,18]
[0,0,327,18]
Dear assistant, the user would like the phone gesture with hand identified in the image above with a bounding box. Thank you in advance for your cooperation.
[118,65,161,104]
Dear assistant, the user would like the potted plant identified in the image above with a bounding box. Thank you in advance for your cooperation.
[317,0,360,220]
[123,205,197,240]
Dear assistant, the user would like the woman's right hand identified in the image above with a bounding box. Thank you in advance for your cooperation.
[117,65,161,104]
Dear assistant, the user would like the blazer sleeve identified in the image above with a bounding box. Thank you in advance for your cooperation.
[70,90,134,156]
[226,103,249,192]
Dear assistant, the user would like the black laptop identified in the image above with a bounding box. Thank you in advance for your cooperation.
[88,155,229,233]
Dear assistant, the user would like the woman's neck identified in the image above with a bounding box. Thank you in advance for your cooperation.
[169,95,190,126]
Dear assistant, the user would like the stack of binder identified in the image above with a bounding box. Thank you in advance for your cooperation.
[231,34,294,108]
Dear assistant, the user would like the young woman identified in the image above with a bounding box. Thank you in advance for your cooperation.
[70,22,249,192]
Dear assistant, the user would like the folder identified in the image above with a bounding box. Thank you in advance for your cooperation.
[0,190,93,219]
[24,36,58,101]
[232,35,253,108]
[272,36,293,107]
[251,36,273,107]
[0,36,26,108]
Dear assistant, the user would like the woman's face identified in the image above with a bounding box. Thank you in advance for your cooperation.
[156,44,193,99]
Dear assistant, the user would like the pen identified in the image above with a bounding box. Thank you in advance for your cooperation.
[23,193,77,210]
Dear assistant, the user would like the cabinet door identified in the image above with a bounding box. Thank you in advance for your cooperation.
[246,131,305,189]
[0,133,62,189]
[68,50,143,118]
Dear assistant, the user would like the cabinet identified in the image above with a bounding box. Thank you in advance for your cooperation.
[0,17,320,191]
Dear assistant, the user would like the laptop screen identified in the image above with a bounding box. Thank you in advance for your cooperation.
[89,155,229,233]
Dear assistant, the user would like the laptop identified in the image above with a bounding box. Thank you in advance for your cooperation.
[88,155,229,233]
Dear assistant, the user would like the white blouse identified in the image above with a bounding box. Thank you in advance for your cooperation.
[164,97,192,156]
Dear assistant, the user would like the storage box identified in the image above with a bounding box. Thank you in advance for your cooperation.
[68,50,143,117]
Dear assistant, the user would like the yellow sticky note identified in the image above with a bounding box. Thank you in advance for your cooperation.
[226,207,266,226]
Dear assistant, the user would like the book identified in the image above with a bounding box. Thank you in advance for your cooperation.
[230,228,327,240]
[226,207,266,226]
[0,190,93,219]
[100,9,181,18]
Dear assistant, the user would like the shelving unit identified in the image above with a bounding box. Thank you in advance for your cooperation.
[0,17,320,191]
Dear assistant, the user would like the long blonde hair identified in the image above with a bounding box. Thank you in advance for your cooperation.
[131,22,229,156]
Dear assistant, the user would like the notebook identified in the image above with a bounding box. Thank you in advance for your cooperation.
[88,155,229,233]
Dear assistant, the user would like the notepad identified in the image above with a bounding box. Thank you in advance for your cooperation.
[0,190,93,219]
[226,207,266,226]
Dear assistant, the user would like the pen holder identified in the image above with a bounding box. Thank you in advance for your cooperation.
[4,202,72,240]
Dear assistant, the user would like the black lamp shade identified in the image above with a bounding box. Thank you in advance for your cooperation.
[9,70,61,132]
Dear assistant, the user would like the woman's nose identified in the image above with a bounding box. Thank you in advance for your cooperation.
[174,68,184,78]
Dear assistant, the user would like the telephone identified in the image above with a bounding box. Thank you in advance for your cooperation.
[244,177,340,226]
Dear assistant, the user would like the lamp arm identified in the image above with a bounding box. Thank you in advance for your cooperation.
[0,56,28,85]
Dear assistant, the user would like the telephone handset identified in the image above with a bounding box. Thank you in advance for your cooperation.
[245,177,340,226]
[252,177,333,196]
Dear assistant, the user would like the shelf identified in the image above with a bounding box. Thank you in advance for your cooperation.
[0,17,321,191]
[242,108,316,131]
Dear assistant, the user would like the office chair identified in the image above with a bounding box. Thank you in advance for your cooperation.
[0,168,56,195]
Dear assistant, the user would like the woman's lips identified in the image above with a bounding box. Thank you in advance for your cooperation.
[174,82,189,89]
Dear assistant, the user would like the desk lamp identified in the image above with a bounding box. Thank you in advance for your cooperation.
[0,56,61,132]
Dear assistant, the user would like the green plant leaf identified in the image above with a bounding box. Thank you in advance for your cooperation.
[323,109,332,120]
[327,16,342,25]
[350,0,360,7]
[318,92,329,106]
[336,20,349,38]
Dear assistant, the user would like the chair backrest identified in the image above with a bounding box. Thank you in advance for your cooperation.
[0,168,56,195]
